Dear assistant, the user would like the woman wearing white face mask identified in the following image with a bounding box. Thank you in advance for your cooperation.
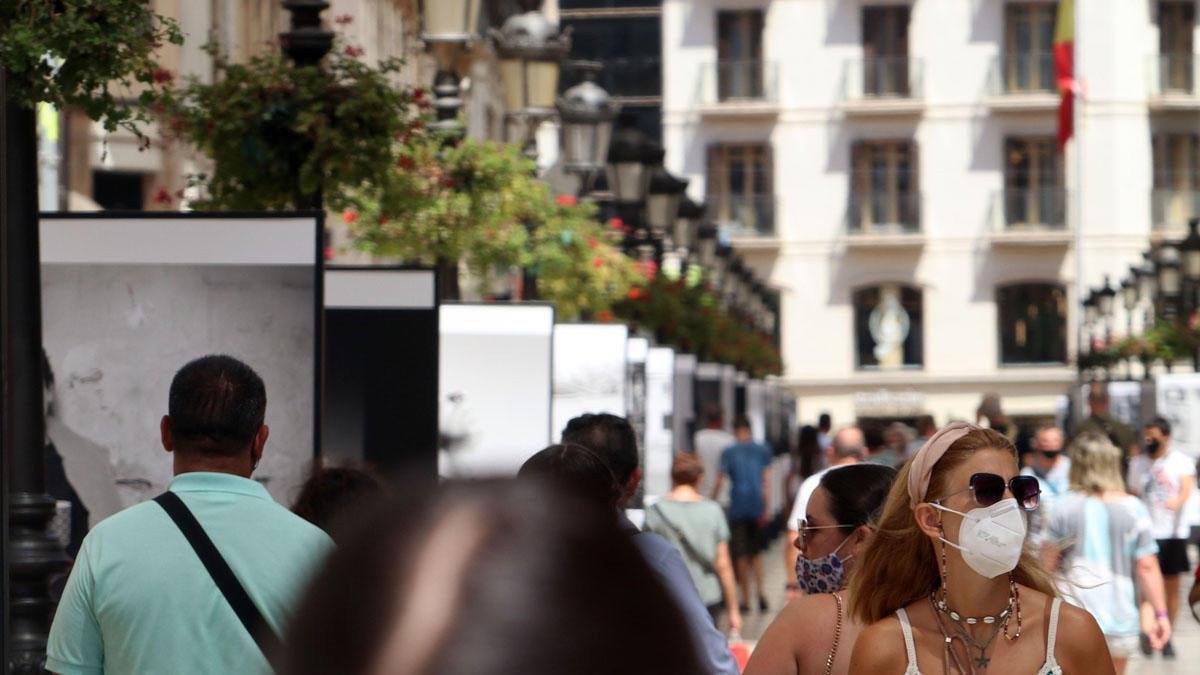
[745,464,896,675]
[849,423,1114,674]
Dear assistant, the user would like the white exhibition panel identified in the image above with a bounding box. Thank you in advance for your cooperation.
[643,347,676,500]
[1155,374,1200,460]
[552,323,629,440]
[720,365,736,432]
[40,214,320,511]
[41,216,316,265]
[747,380,767,444]
[769,454,789,517]
[439,304,554,477]
[673,354,697,453]
[324,269,435,309]
[626,337,651,464]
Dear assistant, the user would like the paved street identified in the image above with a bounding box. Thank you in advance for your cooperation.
[725,536,1200,671]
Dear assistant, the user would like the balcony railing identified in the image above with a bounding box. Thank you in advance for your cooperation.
[708,194,776,237]
[987,53,1057,96]
[997,188,1067,230]
[843,56,923,101]
[1149,54,1199,98]
[1151,189,1200,231]
[846,191,921,234]
[695,60,779,106]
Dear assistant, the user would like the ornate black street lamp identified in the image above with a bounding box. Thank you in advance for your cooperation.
[695,223,718,269]
[606,112,651,207]
[494,10,570,156]
[1180,218,1200,316]
[1121,276,1138,336]
[1156,243,1183,320]
[644,145,689,262]
[556,61,616,196]
[420,0,483,139]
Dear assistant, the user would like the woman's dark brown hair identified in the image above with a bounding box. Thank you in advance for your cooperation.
[280,481,701,675]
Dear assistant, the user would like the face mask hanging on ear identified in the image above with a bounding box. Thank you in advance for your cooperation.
[795,534,854,594]
[930,498,1026,579]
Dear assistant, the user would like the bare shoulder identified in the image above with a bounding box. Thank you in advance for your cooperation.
[1053,600,1115,673]
[848,615,907,672]
[745,595,836,675]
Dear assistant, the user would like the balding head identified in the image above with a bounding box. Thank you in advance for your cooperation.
[831,427,866,462]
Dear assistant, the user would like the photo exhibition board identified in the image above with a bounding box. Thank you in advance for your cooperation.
[439,304,554,477]
[672,354,697,453]
[324,268,438,479]
[40,213,321,513]
[746,379,767,444]
[642,346,676,500]
[694,362,724,432]
[721,365,736,433]
[1154,373,1200,460]
[626,336,650,462]
[551,323,629,440]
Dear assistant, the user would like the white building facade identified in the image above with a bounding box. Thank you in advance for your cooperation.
[661,0,1189,426]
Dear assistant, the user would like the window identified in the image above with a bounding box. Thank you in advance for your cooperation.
[92,171,145,210]
[1152,133,1200,225]
[862,6,911,96]
[1159,1,1195,92]
[707,144,774,235]
[1003,137,1064,228]
[1003,4,1056,93]
[850,140,919,232]
[997,283,1067,365]
[853,285,923,369]
[562,17,662,100]
[716,10,765,100]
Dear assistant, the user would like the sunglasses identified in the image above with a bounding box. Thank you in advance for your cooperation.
[934,472,1040,511]
[793,519,852,550]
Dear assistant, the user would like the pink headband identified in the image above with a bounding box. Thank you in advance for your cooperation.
[907,422,980,508]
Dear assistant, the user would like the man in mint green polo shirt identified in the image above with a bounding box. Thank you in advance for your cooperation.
[47,355,333,674]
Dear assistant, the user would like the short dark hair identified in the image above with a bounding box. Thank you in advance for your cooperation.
[820,464,897,534]
[292,466,385,542]
[168,355,266,456]
[1146,416,1172,437]
[519,444,621,508]
[818,413,832,430]
[702,403,723,427]
[561,414,639,486]
[733,415,752,432]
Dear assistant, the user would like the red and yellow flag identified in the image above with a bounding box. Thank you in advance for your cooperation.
[1054,0,1075,151]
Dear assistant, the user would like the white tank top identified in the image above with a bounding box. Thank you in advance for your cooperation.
[895,598,1063,675]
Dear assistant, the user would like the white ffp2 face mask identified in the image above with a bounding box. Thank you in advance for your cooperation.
[931,497,1027,579]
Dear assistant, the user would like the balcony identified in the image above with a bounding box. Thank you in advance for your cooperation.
[841,57,924,116]
[694,60,780,117]
[1148,55,1200,110]
[708,194,776,239]
[985,54,1059,113]
[845,191,923,248]
[988,189,1072,247]
[1151,189,1200,236]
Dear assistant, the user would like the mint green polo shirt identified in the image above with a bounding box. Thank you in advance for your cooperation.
[47,472,334,675]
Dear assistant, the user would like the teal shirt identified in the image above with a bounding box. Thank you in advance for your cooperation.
[47,472,334,675]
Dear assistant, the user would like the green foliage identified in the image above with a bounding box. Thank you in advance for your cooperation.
[157,41,422,210]
[614,275,784,378]
[1,0,181,132]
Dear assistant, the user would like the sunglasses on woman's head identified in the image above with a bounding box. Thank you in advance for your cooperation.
[933,472,1040,511]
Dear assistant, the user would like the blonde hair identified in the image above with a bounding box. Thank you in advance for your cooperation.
[1067,431,1125,494]
[849,428,1057,624]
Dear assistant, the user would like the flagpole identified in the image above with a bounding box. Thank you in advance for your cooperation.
[1072,0,1085,368]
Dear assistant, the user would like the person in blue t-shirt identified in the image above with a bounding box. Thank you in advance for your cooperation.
[713,416,774,613]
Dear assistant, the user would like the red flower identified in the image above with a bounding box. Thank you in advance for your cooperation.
[628,287,643,300]
[343,45,365,58]
[588,237,599,249]
[413,88,426,101]
[341,210,358,224]
[591,256,604,268]
[151,68,174,84]
[335,14,353,25]
[441,176,456,188]
[153,187,173,205]
[609,217,625,232]
[398,156,416,171]
[379,214,390,225]
[556,194,577,206]
[596,310,615,322]
[323,246,335,261]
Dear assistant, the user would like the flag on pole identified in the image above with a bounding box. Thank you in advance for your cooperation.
[1054,0,1076,151]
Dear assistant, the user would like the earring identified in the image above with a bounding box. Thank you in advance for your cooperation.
[937,521,950,599]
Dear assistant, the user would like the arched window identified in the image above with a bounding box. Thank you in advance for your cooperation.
[853,284,923,369]
[996,283,1067,365]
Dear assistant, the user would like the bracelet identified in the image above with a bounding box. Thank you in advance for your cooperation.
[1156,610,1169,619]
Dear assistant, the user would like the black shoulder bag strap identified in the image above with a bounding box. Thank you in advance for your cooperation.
[154,492,281,664]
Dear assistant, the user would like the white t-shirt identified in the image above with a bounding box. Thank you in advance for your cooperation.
[1127,450,1197,540]
[693,428,736,507]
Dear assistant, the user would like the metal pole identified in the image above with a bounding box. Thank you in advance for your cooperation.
[2,69,71,674]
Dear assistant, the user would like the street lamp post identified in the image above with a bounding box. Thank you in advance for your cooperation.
[280,0,334,211]
[1179,218,1200,368]
[644,145,689,266]
[606,112,653,252]
[1096,275,1116,345]
[494,10,570,159]
[556,61,616,198]
[1156,243,1183,322]
[2,71,71,673]
[420,0,482,140]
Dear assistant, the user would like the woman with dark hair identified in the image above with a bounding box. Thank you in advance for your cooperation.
[848,424,1112,674]
[797,425,822,479]
[645,452,742,634]
[516,443,621,508]
[291,465,385,543]
[745,463,896,675]
[280,481,701,675]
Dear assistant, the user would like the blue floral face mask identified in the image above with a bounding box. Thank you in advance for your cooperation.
[795,534,854,594]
